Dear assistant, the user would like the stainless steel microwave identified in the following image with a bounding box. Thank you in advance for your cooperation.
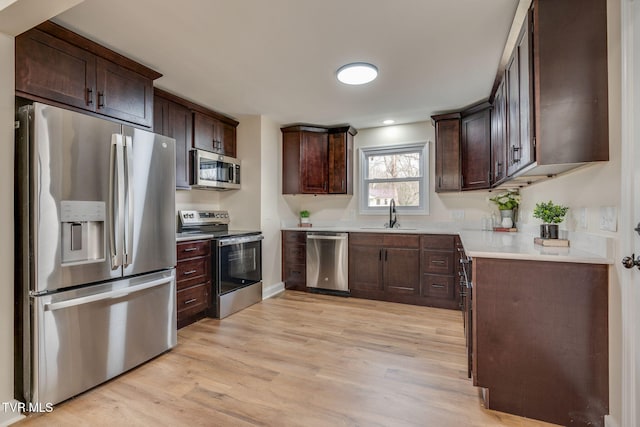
[191,149,240,190]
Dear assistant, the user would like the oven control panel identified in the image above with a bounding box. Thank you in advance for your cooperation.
[179,210,230,226]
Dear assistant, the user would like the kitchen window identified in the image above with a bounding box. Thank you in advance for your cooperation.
[359,142,429,215]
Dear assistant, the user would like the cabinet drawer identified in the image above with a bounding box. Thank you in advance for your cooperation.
[177,240,210,260]
[423,251,454,275]
[284,263,306,289]
[349,233,383,246]
[177,282,210,318]
[421,234,455,250]
[284,244,306,264]
[176,257,208,282]
[421,275,455,299]
[284,231,307,244]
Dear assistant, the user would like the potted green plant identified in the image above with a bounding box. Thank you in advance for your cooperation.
[488,190,521,228]
[533,201,569,239]
[299,210,310,225]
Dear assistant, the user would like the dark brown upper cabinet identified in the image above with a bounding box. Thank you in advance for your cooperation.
[432,113,461,193]
[328,127,356,194]
[193,111,237,158]
[491,78,508,186]
[493,0,609,181]
[461,106,492,190]
[281,124,357,195]
[532,0,609,168]
[153,88,239,189]
[505,14,534,177]
[154,89,193,189]
[15,21,160,128]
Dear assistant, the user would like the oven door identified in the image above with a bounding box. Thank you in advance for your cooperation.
[217,235,263,295]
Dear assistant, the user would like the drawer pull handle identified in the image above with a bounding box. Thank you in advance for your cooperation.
[183,247,198,252]
[184,298,198,305]
[183,270,197,275]
[431,260,446,265]
[431,284,446,289]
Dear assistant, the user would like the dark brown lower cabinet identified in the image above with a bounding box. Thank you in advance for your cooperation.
[176,240,211,329]
[473,258,608,427]
[282,231,307,291]
[349,233,420,304]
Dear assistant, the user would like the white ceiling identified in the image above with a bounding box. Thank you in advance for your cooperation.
[53,0,519,130]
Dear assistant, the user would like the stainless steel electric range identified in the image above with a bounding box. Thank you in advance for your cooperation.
[178,210,263,318]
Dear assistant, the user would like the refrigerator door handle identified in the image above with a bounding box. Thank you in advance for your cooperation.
[43,277,174,312]
[109,134,125,269]
[123,136,134,266]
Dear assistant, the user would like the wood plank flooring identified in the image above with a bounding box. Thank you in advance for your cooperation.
[16,291,557,427]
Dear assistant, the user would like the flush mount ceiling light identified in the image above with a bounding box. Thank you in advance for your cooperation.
[336,62,378,85]
[383,119,395,125]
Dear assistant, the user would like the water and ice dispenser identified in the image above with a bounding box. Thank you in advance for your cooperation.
[60,201,105,265]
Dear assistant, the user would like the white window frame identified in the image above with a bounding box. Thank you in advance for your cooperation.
[358,142,429,215]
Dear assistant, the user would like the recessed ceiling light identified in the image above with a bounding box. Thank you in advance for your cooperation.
[336,62,378,85]
[383,119,395,125]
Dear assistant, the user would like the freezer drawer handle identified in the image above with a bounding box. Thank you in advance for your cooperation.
[43,277,173,312]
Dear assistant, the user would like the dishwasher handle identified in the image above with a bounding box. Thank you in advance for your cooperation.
[306,233,348,241]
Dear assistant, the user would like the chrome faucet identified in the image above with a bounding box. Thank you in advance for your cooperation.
[389,198,398,228]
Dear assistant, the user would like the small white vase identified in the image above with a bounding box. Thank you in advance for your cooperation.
[500,209,514,228]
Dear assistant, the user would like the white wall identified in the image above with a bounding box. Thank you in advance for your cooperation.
[0,32,16,426]
[281,121,499,227]
[260,116,284,294]
[219,115,262,230]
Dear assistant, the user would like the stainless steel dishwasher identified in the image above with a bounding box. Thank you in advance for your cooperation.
[306,232,349,294]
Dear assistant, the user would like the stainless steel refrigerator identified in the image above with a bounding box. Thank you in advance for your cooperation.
[15,102,177,406]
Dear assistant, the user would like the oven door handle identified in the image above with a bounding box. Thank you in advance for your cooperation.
[218,235,263,247]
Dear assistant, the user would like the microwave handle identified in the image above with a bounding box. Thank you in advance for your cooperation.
[229,164,234,182]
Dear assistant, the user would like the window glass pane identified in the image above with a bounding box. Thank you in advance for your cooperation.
[367,152,421,179]
[367,181,420,207]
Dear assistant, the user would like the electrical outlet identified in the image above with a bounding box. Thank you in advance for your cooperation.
[599,206,617,232]
[450,209,465,221]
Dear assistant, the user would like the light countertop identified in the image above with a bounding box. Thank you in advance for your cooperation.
[281,225,613,265]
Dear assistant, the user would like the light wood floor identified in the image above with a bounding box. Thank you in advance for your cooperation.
[16,291,557,427]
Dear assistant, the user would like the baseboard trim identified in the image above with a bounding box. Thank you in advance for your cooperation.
[604,414,619,427]
[262,282,285,300]
[0,400,25,426]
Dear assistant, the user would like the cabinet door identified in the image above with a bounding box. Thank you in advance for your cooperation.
[506,18,533,177]
[434,119,461,192]
[384,247,420,296]
[491,78,508,185]
[222,122,237,157]
[96,58,153,127]
[348,243,384,297]
[461,109,491,190]
[282,231,307,290]
[15,29,97,112]
[154,96,193,189]
[168,101,193,189]
[328,131,352,194]
[193,111,218,153]
[300,131,328,194]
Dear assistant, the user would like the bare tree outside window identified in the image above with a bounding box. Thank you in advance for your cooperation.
[360,143,428,214]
